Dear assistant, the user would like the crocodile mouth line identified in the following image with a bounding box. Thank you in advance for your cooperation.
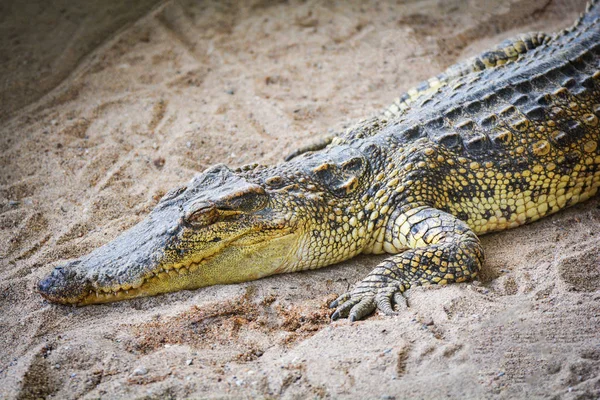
[72,228,294,305]
[77,254,217,304]
[74,230,253,304]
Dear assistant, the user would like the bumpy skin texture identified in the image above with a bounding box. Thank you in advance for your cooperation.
[39,2,600,321]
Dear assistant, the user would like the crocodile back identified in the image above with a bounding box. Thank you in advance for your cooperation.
[379,9,600,163]
[362,1,600,234]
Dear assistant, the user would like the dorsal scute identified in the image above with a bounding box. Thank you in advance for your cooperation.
[380,38,600,159]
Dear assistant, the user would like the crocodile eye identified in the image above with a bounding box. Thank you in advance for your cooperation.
[184,202,218,227]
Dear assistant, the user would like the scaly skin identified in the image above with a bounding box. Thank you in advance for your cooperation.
[39,2,600,321]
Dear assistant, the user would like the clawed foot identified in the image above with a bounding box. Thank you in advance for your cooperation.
[329,286,408,322]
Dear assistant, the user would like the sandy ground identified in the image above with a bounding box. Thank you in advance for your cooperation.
[1,0,599,398]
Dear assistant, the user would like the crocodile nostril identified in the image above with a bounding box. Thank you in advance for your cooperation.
[38,275,54,294]
[38,263,80,296]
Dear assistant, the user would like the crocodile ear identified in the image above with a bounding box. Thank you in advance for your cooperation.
[335,176,360,195]
[339,156,365,175]
[311,154,366,197]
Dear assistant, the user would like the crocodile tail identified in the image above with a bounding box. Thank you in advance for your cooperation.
[553,0,600,44]
[572,0,600,31]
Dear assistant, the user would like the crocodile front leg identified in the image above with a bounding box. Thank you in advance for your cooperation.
[330,206,484,321]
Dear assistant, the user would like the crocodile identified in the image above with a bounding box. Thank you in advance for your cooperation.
[38,2,600,322]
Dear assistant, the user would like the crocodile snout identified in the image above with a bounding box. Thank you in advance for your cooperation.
[38,260,92,304]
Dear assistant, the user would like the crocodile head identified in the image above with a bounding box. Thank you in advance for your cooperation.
[38,147,372,305]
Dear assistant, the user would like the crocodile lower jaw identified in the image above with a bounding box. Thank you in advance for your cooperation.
[73,256,216,305]
[72,229,295,305]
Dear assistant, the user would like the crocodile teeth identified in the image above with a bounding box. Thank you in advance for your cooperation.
[131,280,143,289]
[85,258,208,300]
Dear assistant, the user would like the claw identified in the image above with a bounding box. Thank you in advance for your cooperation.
[331,284,408,321]
[393,292,408,309]
[331,310,342,321]
[375,292,396,316]
[329,292,351,309]
[331,296,360,320]
[348,296,376,321]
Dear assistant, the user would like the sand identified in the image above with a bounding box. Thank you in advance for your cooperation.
[1,0,599,398]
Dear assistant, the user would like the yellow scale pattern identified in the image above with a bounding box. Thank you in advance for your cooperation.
[36,2,600,323]
[435,91,600,234]
[330,16,600,321]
